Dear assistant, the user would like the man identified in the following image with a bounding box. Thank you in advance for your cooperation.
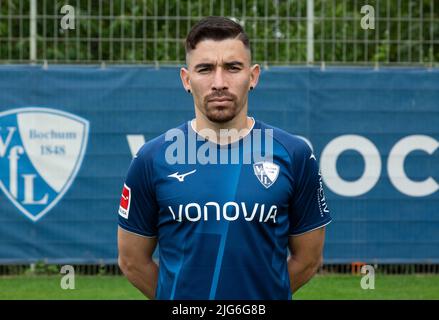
[117,16,332,300]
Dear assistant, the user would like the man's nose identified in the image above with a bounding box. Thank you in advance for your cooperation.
[212,68,228,91]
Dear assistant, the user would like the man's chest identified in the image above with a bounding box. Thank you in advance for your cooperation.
[153,160,293,224]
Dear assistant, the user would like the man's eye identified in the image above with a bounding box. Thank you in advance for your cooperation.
[228,66,241,72]
[198,68,210,73]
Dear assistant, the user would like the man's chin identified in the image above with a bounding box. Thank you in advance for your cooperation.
[206,112,236,124]
[203,105,237,123]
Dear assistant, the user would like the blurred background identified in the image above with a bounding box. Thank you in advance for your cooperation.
[0,0,438,299]
[1,0,438,65]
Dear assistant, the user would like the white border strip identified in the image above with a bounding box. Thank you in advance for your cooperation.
[289,219,332,237]
[118,225,157,239]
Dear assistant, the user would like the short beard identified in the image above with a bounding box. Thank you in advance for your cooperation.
[202,90,241,123]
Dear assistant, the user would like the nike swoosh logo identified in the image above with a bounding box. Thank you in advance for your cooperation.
[168,169,197,182]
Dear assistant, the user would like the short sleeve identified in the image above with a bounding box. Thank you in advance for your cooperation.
[118,153,159,237]
[288,141,332,236]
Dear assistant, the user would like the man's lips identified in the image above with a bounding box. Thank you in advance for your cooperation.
[208,98,233,102]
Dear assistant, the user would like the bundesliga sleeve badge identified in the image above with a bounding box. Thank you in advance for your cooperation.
[118,183,131,219]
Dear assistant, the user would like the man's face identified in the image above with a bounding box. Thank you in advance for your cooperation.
[181,39,259,123]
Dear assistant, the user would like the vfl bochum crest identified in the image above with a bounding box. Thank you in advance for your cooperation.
[253,161,280,188]
[0,108,89,222]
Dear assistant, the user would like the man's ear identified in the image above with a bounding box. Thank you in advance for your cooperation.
[249,64,261,90]
[180,67,191,92]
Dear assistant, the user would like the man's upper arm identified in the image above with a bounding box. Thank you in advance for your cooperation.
[118,226,157,261]
[288,226,326,265]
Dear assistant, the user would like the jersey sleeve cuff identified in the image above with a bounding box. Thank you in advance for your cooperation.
[118,224,157,238]
[289,218,332,237]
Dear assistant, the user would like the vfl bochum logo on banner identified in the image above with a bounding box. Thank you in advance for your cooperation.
[0,107,89,222]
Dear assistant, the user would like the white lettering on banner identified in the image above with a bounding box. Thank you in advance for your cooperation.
[126,135,145,158]
[387,135,438,197]
[0,127,16,157]
[320,135,382,197]
[3,134,49,205]
[126,134,438,198]
[7,145,24,198]
[22,174,48,204]
[319,134,438,197]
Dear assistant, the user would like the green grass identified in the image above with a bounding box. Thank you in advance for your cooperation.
[0,274,438,300]
[293,274,439,300]
[0,275,145,300]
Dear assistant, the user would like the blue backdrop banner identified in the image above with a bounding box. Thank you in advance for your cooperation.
[0,66,438,264]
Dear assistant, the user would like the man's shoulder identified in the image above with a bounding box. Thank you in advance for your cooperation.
[135,121,188,161]
[257,120,311,157]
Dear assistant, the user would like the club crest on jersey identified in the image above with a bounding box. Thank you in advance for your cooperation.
[253,161,280,188]
[0,107,89,222]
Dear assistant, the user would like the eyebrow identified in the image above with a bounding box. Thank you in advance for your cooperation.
[194,63,213,69]
[224,61,244,68]
[194,61,245,69]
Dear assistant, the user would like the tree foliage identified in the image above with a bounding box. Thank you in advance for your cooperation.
[0,0,437,65]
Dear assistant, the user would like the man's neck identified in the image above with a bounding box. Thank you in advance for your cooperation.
[192,113,255,145]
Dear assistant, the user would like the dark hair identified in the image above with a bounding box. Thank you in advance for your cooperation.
[185,16,250,54]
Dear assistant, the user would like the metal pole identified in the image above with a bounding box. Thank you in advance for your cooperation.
[30,0,37,63]
[307,0,314,64]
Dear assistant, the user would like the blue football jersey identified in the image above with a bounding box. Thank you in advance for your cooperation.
[118,119,332,300]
